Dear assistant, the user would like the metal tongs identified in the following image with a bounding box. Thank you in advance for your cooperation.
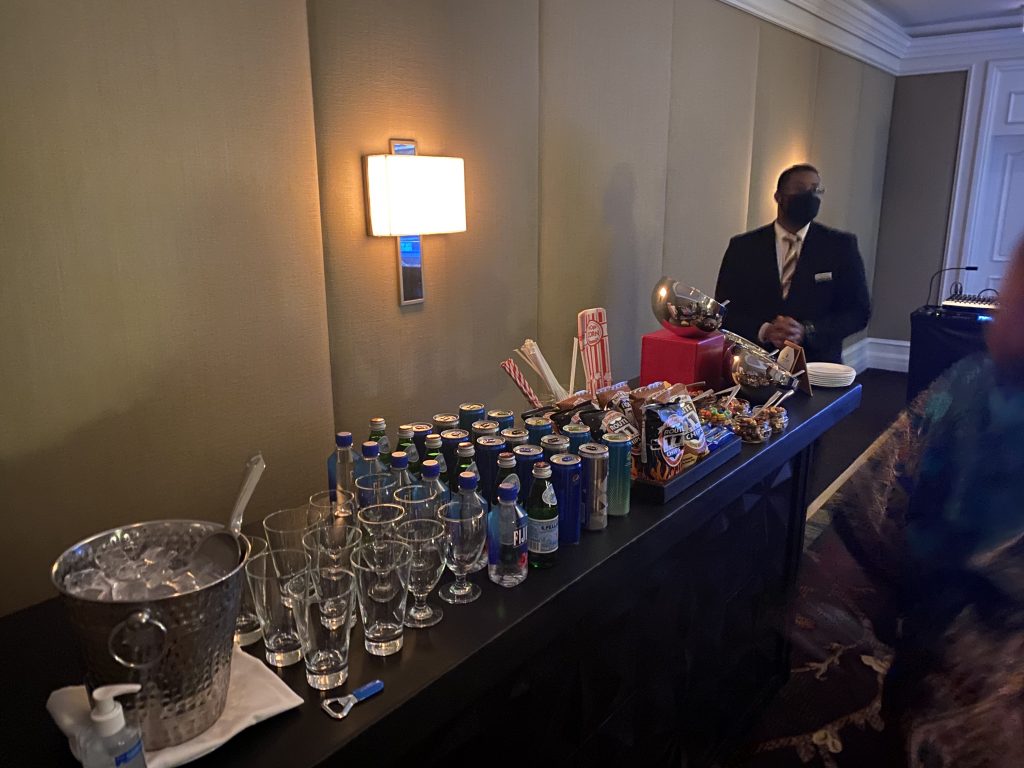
[322,680,384,720]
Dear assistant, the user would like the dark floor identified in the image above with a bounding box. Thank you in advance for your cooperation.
[808,369,907,503]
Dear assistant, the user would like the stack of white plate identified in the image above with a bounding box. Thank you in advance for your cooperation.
[806,362,857,388]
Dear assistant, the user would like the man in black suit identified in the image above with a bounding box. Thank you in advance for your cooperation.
[715,164,870,364]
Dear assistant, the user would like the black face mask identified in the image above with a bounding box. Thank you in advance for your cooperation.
[781,191,821,227]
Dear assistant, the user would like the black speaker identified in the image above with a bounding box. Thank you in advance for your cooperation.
[907,306,991,402]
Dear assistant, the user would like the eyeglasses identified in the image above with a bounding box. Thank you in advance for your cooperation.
[779,185,825,196]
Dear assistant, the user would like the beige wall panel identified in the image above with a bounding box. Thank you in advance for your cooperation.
[539,0,674,383]
[747,24,820,230]
[664,0,760,297]
[307,0,539,432]
[0,0,334,614]
[871,72,966,341]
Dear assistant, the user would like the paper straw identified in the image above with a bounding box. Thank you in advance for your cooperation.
[500,358,543,408]
[521,339,568,401]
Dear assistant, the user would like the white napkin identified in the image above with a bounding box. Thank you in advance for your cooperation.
[47,645,303,768]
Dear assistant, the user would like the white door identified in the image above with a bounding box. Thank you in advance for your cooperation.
[964,60,1024,298]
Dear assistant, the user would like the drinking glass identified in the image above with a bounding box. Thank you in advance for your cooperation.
[263,505,327,552]
[437,499,487,604]
[235,535,268,646]
[351,542,413,656]
[293,567,355,690]
[245,549,309,666]
[309,489,355,523]
[396,519,446,628]
[355,473,397,508]
[393,484,439,521]
[302,524,363,629]
[357,504,405,547]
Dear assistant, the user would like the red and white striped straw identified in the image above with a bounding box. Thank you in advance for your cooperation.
[500,358,543,408]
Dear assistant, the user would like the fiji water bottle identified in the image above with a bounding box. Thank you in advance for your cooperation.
[331,432,356,499]
[390,451,415,490]
[355,440,386,480]
[488,482,528,587]
[420,459,450,504]
[457,472,488,573]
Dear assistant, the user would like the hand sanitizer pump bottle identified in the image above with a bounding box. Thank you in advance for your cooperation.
[81,684,147,768]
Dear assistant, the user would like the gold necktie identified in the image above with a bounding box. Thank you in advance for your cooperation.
[780,234,801,300]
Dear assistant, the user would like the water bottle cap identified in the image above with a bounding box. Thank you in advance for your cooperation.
[391,451,409,468]
[458,472,478,491]
[498,482,518,502]
[335,431,352,448]
[421,460,440,478]
[362,441,380,457]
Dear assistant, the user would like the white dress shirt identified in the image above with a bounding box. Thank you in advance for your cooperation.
[758,220,812,342]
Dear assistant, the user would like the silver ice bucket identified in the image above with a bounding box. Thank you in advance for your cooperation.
[51,520,247,750]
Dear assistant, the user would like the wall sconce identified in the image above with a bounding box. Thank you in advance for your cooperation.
[363,140,466,305]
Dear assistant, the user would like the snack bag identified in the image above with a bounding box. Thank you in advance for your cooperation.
[635,393,709,483]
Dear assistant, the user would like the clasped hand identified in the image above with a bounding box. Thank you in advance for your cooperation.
[765,315,804,349]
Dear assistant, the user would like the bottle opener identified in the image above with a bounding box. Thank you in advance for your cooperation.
[321,680,384,720]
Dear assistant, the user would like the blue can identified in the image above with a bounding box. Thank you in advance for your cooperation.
[487,409,515,431]
[524,416,554,447]
[500,427,529,447]
[563,423,592,454]
[540,434,569,461]
[549,453,582,545]
[458,402,486,431]
[512,445,543,502]
[475,435,507,508]
[411,423,433,458]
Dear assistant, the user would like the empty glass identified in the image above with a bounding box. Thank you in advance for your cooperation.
[393,484,439,521]
[351,542,413,656]
[309,489,355,523]
[355,473,397,508]
[235,535,268,645]
[396,519,446,628]
[294,567,355,690]
[302,523,362,572]
[245,549,309,666]
[357,504,405,547]
[263,506,327,552]
[437,499,487,604]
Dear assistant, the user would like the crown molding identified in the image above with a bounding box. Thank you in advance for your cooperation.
[718,0,1024,76]
[905,12,1021,39]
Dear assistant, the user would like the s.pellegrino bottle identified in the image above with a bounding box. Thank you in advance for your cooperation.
[527,461,558,569]
[355,440,386,480]
[457,472,488,573]
[491,452,518,507]
[488,481,528,587]
[329,431,356,501]
[390,451,415,490]
[368,417,391,467]
[420,459,449,504]
[456,442,478,482]
[422,434,447,480]
[395,424,420,472]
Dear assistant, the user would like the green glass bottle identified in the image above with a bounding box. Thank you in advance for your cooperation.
[527,461,558,569]
[491,452,518,507]
[395,424,419,473]
[368,417,391,467]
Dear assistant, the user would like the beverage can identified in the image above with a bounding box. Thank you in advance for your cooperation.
[578,443,609,531]
[458,403,486,431]
[549,453,582,545]
[602,432,632,517]
[471,420,500,437]
[475,436,507,506]
[524,416,554,446]
[512,445,543,501]
[487,409,515,431]
[540,434,570,461]
[500,427,529,447]
[432,413,459,432]
[440,429,470,489]
[562,423,592,454]
[411,423,434,457]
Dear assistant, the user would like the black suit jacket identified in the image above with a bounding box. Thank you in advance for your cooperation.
[714,222,871,364]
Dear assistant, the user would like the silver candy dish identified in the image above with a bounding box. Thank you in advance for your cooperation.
[722,329,800,404]
[651,276,728,337]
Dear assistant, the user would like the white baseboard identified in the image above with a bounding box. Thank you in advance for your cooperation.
[842,337,910,373]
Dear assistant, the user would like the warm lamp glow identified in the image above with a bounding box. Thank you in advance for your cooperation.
[364,154,466,237]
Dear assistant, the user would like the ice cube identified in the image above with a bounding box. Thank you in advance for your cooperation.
[145,583,177,599]
[140,546,173,568]
[94,546,131,577]
[64,568,113,600]
[111,578,149,602]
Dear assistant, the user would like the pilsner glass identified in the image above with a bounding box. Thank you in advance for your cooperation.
[235,535,268,645]
[396,519,446,628]
[264,505,327,552]
[437,499,486,604]
[245,549,309,667]
[355,473,397,509]
[309,489,356,524]
[351,542,413,656]
[294,567,355,690]
[392,484,439,522]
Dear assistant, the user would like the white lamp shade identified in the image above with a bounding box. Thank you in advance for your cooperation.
[364,154,467,237]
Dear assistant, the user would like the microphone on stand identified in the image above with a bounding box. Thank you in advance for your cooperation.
[927,265,978,307]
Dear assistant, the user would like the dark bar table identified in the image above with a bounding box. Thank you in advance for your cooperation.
[2,385,861,767]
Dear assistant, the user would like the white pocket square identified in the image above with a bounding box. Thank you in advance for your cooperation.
[814,272,833,283]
